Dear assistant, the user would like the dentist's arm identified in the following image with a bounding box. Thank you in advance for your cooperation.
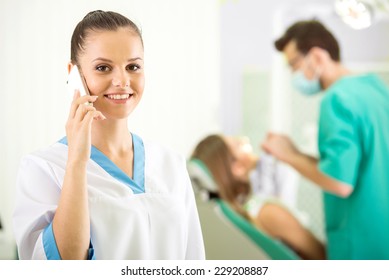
[261,133,352,198]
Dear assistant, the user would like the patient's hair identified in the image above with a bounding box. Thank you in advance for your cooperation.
[70,10,143,64]
[191,134,251,220]
[274,19,340,61]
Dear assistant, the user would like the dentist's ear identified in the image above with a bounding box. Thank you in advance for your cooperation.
[309,47,330,65]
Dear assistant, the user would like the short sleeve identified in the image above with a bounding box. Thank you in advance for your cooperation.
[14,155,96,260]
[318,93,361,188]
[13,155,61,259]
[42,223,61,259]
[42,222,95,260]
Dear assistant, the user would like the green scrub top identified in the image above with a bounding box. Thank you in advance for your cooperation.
[318,73,389,259]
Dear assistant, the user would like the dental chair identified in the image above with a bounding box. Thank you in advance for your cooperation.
[187,159,300,260]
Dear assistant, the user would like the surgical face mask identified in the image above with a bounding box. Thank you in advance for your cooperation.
[291,70,322,96]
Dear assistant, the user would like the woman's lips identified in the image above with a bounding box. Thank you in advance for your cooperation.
[104,93,133,103]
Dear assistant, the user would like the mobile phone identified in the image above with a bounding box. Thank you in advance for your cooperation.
[67,65,90,98]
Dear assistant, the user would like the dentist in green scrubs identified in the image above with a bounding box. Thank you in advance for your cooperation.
[262,20,389,259]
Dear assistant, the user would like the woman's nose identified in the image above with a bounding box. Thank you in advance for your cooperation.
[112,73,130,88]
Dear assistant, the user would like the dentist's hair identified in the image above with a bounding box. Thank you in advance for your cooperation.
[274,20,340,62]
[70,10,143,64]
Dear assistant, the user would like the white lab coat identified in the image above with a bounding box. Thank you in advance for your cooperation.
[13,134,205,260]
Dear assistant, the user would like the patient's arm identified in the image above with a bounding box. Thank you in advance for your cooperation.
[254,202,326,260]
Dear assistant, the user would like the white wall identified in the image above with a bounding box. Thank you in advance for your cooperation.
[0,0,221,258]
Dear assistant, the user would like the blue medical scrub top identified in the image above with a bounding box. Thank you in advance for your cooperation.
[318,73,389,259]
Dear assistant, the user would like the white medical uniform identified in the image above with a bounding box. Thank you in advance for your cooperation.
[13,133,205,260]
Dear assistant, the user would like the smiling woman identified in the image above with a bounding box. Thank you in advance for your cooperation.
[70,11,145,121]
[12,10,205,260]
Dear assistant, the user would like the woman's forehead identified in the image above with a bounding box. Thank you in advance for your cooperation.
[225,136,251,151]
[81,28,144,60]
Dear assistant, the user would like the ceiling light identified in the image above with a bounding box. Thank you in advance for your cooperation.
[334,0,374,29]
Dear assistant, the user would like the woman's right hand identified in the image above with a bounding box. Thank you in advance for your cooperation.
[65,91,105,165]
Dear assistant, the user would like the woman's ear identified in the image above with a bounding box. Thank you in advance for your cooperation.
[231,161,246,179]
[67,62,75,75]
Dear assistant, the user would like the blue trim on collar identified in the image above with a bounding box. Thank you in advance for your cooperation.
[58,133,145,194]
[132,134,145,191]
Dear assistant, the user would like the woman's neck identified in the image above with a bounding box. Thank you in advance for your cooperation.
[91,119,133,156]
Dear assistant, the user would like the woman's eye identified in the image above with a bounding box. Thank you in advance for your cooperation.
[96,65,110,72]
[127,64,141,71]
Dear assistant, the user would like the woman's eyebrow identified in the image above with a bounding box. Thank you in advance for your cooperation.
[128,57,143,62]
[92,57,143,62]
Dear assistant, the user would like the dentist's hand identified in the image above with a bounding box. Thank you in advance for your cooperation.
[65,91,105,164]
[261,133,300,164]
[261,132,353,198]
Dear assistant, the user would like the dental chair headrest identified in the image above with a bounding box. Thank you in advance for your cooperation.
[187,158,219,199]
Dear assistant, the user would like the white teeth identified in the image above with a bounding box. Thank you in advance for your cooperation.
[106,94,131,100]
